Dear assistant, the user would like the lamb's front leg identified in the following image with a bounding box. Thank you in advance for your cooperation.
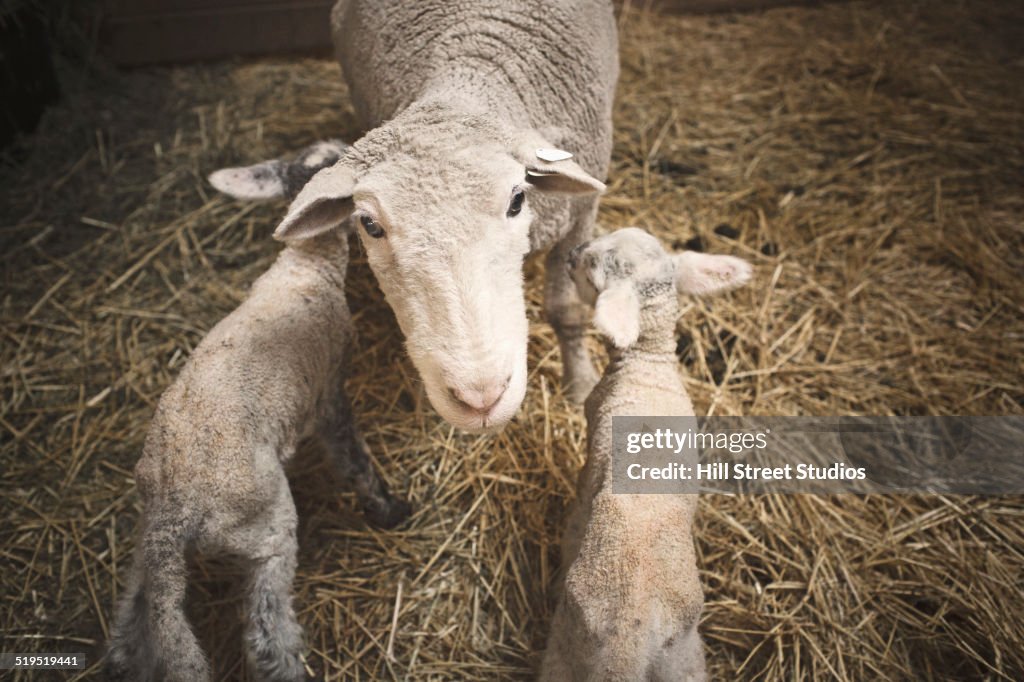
[545,206,600,404]
[321,387,412,529]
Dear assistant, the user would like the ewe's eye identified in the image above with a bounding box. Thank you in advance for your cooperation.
[506,188,526,218]
[360,215,385,239]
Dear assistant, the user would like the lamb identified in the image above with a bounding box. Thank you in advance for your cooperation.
[209,0,619,432]
[104,225,411,682]
[540,227,752,681]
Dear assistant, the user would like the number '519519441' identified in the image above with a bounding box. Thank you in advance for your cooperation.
[0,653,86,669]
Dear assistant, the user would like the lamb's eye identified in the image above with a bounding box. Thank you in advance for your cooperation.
[360,215,385,239]
[506,188,526,218]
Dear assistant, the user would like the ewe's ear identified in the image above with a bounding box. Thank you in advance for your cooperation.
[673,252,753,296]
[511,130,606,195]
[274,164,356,242]
[593,282,641,349]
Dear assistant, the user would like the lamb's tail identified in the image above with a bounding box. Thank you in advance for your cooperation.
[105,516,208,682]
[209,139,350,200]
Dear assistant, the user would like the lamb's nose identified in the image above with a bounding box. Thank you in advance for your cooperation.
[448,376,511,415]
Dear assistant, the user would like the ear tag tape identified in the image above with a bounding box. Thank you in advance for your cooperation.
[535,148,573,162]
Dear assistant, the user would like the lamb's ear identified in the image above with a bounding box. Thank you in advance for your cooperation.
[273,164,356,242]
[209,160,289,200]
[511,131,606,195]
[210,140,350,201]
[593,282,641,349]
[673,252,753,296]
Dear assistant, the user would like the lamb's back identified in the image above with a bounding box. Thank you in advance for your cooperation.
[136,259,350,504]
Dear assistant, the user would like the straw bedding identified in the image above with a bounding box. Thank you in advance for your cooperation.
[1,0,1022,679]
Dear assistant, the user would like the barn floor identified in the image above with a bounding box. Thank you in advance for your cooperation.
[2,0,1023,679]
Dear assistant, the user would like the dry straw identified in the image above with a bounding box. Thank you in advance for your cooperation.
[1,0,1022,679]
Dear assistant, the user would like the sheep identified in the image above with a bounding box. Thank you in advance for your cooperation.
[209,0,619,432]
[103,225,411,682]
[540,227,752,681]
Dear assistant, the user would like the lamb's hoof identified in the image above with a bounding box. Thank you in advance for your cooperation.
[363,496,412,530]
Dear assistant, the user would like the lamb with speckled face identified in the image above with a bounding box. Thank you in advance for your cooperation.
[103,228,411,682]
[541,227,752,681]
[210,0,619,432]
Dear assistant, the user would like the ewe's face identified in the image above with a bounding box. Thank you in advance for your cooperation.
[353,150,533,432]
[271,115,605,431]
[568,227,674,303]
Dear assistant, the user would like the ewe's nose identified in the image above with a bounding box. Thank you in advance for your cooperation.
[448,376,511,415]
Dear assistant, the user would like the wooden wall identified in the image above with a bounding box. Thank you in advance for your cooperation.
[99,0,825,66]
[100,0,334,65]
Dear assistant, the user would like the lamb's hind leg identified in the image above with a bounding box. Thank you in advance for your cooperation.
[322,387,411,529]
[105,558,151,680]
[143,517,210,682]
[241,479,306,682]
[545,199,600,404]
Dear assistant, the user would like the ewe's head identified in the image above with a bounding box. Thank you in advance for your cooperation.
[568,227,752,350]
[271,113,605,431]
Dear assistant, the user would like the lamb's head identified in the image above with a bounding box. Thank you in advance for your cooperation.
[272,113,605,432]
[568,227,752,350]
